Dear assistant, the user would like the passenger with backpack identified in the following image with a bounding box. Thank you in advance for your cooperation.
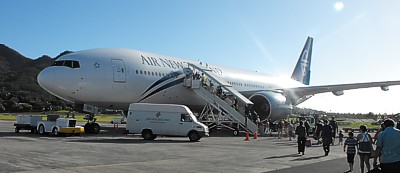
[357,125,373,173]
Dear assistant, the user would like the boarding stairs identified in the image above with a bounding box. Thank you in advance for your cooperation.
[183,63,258,134]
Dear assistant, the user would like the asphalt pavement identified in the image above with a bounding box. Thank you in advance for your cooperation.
[0,120,372,173]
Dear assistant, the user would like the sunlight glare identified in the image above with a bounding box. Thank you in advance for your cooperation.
[334,1,344,12]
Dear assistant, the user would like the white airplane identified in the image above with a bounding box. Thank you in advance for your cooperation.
[37,37,400,133]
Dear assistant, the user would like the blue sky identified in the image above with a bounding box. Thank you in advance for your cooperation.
[2,1,400,114]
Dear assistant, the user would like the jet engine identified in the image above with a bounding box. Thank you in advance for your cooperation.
[249,91,293,121]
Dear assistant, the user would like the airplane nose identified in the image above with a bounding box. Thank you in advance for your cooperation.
[37,68,54,91]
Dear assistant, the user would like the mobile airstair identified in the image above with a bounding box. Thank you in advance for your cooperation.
[183,63,258,135]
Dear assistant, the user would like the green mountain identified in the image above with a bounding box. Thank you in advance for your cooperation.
[0,44,72,112]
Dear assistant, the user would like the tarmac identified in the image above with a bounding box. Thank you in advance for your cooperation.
[0,120,368,173]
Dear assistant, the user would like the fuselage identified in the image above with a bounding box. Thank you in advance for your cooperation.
[37,48,305,112]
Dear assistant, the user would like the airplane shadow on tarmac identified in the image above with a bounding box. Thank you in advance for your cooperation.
[291,155,326,161]
[264,153,326,161]
[67,138,193,144]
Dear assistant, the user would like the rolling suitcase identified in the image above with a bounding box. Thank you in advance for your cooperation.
[306,138,312,147]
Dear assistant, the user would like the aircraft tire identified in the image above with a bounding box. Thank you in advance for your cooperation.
[91,123,100,134]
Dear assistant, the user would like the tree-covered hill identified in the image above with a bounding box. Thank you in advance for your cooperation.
[0,44,72,112]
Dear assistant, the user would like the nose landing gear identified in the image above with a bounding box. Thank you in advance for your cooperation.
[83,113,100,134]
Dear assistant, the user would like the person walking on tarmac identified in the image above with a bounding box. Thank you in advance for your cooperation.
[344,132,357,173]
[304,119,310,137]
[321,120,333,156]
[277,120,283,139]
[288,120,294,141]
[374,119,400,172]
[314,120,323,144]
[357,125,373,173]
[295,121,307,155]
[329,117,339,145]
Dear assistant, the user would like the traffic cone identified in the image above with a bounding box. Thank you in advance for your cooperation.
[254,132,258,140]
[244,132,250,141]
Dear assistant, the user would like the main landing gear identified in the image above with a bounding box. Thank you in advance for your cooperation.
[83,113,100,134]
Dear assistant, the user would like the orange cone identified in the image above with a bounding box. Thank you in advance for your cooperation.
[254,132,258,140]
[244,132,250,141]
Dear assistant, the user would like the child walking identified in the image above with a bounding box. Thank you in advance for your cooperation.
[338,130,344,145]
[344,132,357,173]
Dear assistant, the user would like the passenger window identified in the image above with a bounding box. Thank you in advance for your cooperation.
[152,72,154,76]
[159,72,161,76]
[140,70,143,74]
[144,71,147,75]
[136,70,138,74]
[180,114,192,122]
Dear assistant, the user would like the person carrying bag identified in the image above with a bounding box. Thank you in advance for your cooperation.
[357,125,374,173]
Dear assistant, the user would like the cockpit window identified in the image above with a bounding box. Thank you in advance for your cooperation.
[64,61,73,68]
[72,61,80,68]
[52,60,80,68]
[52,61,64,66]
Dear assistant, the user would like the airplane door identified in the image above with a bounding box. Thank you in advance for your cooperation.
[112,59,126,83]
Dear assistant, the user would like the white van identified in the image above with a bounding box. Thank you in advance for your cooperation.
[126,103,209,142]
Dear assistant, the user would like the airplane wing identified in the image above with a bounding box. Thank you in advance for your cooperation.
[283,80,400,98]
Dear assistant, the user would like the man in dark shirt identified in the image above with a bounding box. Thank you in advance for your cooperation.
[314,120,323,144]
[295,121,307,155]
[329,117,338,145]
[304,120,310,137]
[322,120,333,156]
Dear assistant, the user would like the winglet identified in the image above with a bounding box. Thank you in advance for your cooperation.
[291,36,313,85]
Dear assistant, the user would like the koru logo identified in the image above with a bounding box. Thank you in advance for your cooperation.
[302,50,308,63]
[156,112,161,118]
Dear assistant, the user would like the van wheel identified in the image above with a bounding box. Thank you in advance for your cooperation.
[151,135,157,140]
[52,127,59,136]
[15,126,20,133]
[38,125,46,135]
[142,130,154,140]
[189,131,200,142]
